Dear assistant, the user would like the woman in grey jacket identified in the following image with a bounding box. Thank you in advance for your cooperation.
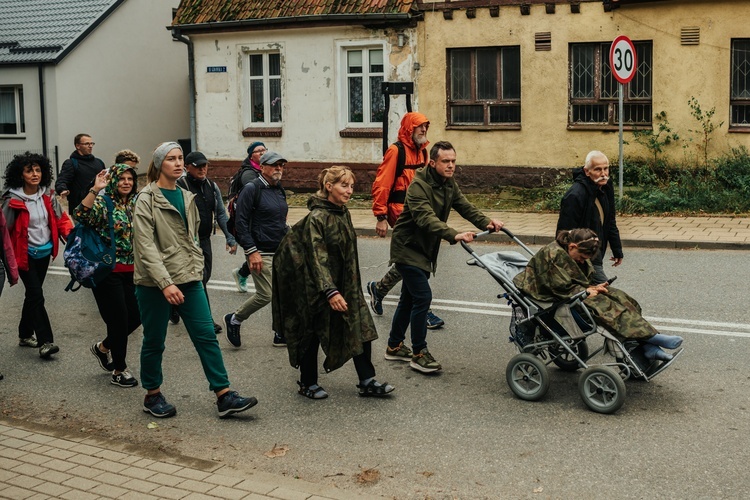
[132,142,257,419]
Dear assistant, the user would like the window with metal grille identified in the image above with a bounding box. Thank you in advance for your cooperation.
[569,41,652,128]
[247,52,282,125]
[447,46,521,128]
[0,86,25,136]
[731,39,750,129]
[344,47,385,125]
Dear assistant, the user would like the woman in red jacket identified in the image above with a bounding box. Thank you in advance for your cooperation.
[1,152,73,359]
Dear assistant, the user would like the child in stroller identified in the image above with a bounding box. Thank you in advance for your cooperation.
[513,228,683,361]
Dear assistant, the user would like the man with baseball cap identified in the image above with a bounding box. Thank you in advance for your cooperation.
[224,151,289,348]
[175,151,237,333]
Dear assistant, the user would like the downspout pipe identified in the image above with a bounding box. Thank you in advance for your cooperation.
[38,64,48,165]
[172,30,196,151]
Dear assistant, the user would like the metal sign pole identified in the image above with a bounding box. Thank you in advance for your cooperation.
[618,82,624,202]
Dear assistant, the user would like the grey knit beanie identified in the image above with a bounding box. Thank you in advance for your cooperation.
[153,141,182,171]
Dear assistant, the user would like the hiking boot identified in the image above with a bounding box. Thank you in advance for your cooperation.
[426,310,445,330]
[143,392,176,418]
[90,342,113,372]
[39,343,59,359]
[272,332,287,347]
[19,337,38,348]
[223,313,241,348]
[217,391,257,418]
[169,306,180,325]
[232,268,248,293]
[410,348,442,373]
[213,322,223,335]
[384,342,413,362]
[111,371,138,388]
[367,281,383,315]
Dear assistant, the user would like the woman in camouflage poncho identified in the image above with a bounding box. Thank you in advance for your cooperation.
[272,166,394,399]
[513,228,683,361]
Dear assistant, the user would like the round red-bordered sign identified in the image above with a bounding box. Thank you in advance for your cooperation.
[609,35,637,84]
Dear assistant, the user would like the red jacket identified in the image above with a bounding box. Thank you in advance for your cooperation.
[371,112,430,226]
[3,192,73,271]
[0,210,18,285]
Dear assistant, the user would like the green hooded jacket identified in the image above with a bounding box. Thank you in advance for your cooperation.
[272,196,377,372]
[390,166,490,274]
[513,241,657,340]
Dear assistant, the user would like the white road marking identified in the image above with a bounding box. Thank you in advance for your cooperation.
[49,266,750,338]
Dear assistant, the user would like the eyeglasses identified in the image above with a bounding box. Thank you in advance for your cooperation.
[252,148,267,155]
[79,142,95,147]
[192,164,209,169]
[265,163,285,169]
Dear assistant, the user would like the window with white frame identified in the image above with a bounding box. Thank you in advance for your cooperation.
[247,52,282,125]
[569,41,652,128]
[344,46,385,126]
[731,39,750,129]
[447,46,521,127]
[0,86,25,136]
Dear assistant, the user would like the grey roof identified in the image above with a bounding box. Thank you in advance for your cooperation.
[0,0,123,65]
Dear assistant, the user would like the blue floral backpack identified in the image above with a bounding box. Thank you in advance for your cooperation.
[63,195,116,291]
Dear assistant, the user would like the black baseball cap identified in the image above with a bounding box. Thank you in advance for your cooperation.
[185,151,208,166]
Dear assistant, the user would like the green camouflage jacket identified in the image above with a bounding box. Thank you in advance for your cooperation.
[513,241,657,340]
[272,196,377,372]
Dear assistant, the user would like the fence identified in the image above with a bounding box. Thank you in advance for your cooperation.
[0,148,60,175]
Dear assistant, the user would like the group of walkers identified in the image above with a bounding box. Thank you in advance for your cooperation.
[0,111,682,413]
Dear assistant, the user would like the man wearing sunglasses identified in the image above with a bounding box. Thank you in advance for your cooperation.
[175,151,237,334]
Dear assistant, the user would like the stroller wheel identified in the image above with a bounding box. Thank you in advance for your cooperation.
[578,366,627,414]
[506,353,550,402]
[550,339,589,372]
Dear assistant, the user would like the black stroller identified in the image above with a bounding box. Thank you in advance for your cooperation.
[461,228,683,414]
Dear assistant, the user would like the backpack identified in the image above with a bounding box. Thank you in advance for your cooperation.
[63,195,116,291]
[226,177,285,236]
[387,141,428,205]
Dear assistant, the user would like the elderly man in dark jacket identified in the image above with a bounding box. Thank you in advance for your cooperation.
[223,151,288,348]
[385,141,504,374]
[556,150,623,284]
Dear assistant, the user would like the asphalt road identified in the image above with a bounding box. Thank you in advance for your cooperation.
[0,236,748,499]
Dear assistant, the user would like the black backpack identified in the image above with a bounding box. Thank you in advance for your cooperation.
[387,141,428,204]
[226,177,285,236]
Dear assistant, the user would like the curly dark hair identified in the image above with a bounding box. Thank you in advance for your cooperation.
[3,152,54,189]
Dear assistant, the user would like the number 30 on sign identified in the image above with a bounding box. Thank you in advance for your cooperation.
[609,35,637,84]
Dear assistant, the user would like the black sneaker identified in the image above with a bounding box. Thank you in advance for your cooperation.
[143,392,176,418]
[224,313,241,347]
[367,281,384,315]
[39,343,59,359]
[217,391,257,418]
[169,306,180,325]
[272,332,286,347]
[213,322,223,335]
[111,371,138,388]
[426,310,445,330]
[90,342,113,372]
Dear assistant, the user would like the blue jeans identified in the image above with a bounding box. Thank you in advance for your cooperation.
[388,264,431,354]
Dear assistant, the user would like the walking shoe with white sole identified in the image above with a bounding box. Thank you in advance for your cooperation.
[39,343,59,359]
[217,391,257,418]
[90,342,113,371]
[384,342,413,362]
[111,371,138,388]
[232,268,248,293]
[224,313,241,348]
[367,281,384,315]
[410,348,442,373]
[426,310,445,330]
[272,332,287,347]
[18,337,38,348]
[169,306,180,325]
[143,392,176,418]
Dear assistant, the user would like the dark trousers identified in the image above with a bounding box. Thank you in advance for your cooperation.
[299,339,375,387]
[238,260,250,278]
[92,272,141,372]
[388,264,431,354]
[199,238,213,307]
[18,255,53,344]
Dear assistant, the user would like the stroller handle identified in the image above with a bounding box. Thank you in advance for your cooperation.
[460,226,534,256]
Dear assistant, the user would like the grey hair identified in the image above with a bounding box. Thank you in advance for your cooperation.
[584,150,609,170]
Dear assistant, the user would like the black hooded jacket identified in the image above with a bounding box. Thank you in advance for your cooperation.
[556,167,623,265]
[54,151,106,215]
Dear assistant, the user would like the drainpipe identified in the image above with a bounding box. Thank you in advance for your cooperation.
[172,30,196,151]
[38,64,49,167]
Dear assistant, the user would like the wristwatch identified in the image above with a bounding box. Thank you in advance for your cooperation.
[88,188,98,196]
[376,214,387,221]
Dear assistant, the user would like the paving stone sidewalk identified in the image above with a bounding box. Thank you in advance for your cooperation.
[288,208,750,250]
[0,418,382,500]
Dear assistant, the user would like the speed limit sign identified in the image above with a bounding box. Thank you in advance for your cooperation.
[609,35,637,84]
